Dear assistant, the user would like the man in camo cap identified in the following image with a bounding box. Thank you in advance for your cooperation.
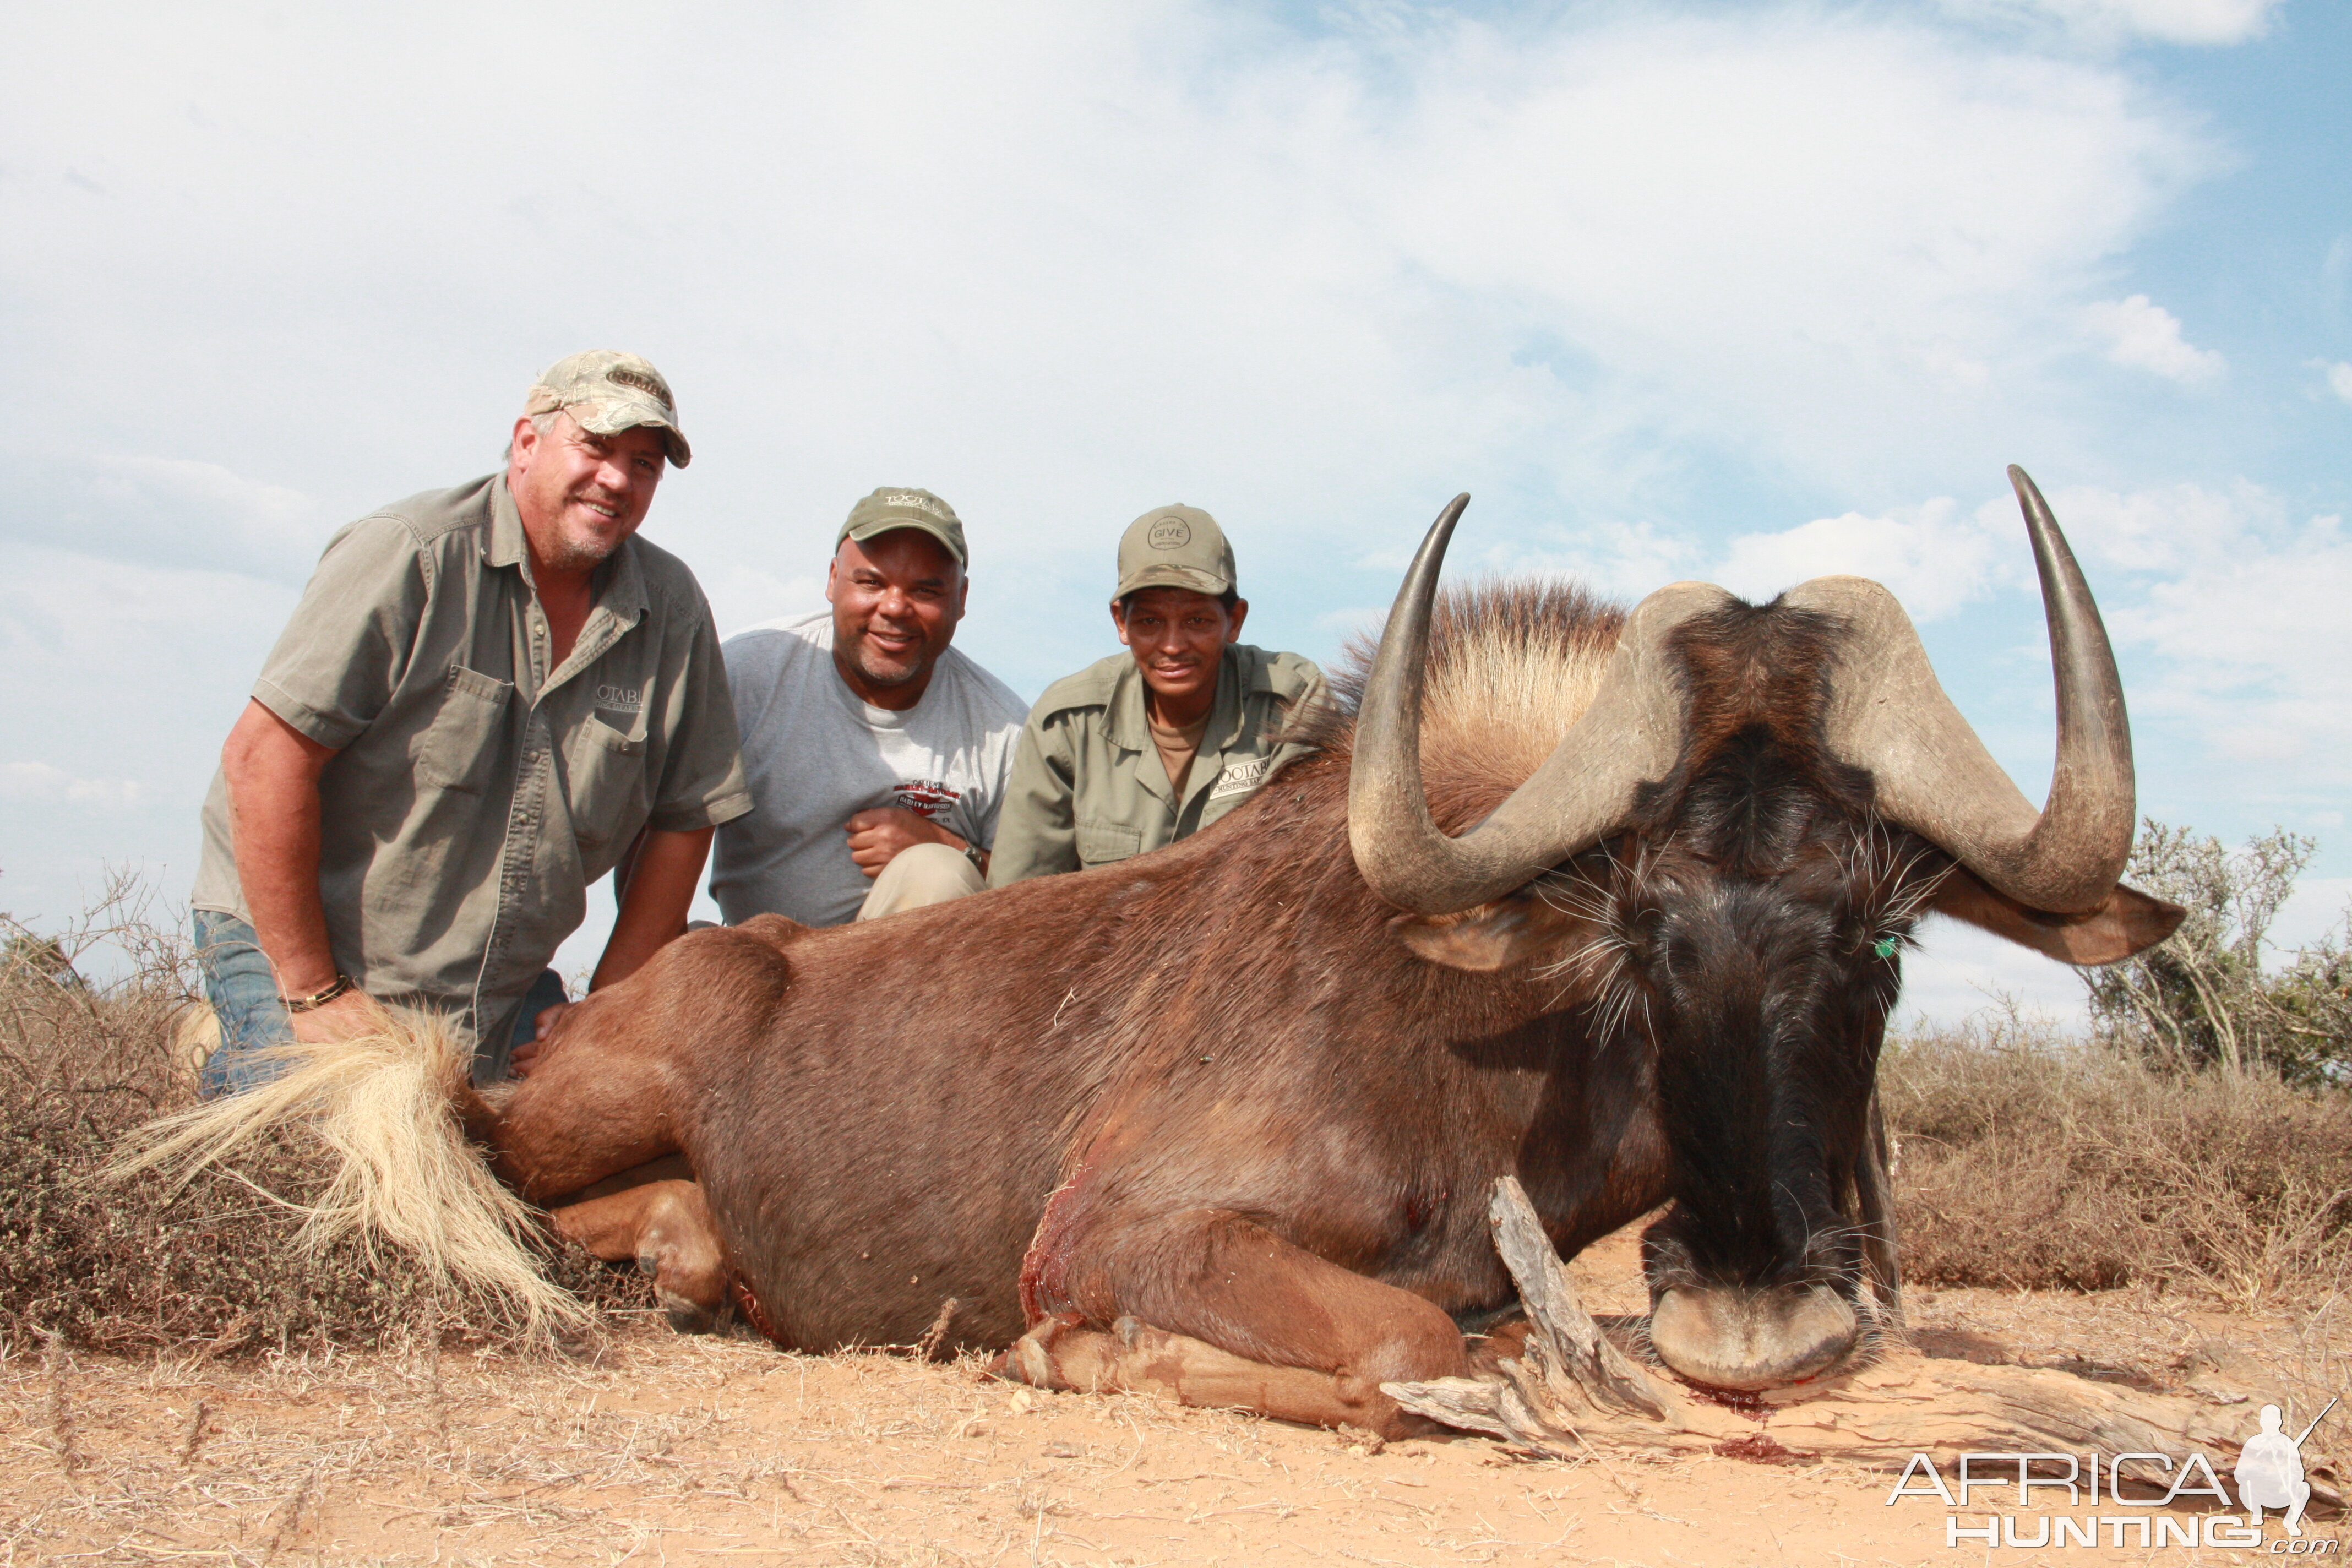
[190,350,749,1094]
[988,504,1325,884]
[709,487,1028,927]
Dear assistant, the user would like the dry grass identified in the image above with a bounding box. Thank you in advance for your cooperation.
[0,886,636,1358]
[1882,1019,2352,1305]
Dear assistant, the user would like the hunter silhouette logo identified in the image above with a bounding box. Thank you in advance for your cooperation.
[2240,1399,2333,1538]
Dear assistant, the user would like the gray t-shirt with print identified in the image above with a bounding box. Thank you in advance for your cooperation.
[710,611,1028,928]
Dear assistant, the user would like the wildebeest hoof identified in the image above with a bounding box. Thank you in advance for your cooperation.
[661,1288,718,1334]
[1014,1325,1059,1387]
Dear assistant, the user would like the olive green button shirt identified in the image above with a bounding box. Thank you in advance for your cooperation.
[986,644,1326,885]
[191,474,752,1057]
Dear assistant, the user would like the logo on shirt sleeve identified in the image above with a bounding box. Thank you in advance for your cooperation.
[1207,756,1271,802]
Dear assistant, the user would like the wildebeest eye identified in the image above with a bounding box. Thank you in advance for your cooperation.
[1622,906,1666,961]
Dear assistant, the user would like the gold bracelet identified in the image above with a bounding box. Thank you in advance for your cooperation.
[281,973,355,1013]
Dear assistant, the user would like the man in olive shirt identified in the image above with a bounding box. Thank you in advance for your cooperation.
[189,351,751,1094]
[988,505,1325,884]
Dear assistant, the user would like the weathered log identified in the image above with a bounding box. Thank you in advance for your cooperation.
[1384,1176,2335,1504]
[1485,1174,1665,1421]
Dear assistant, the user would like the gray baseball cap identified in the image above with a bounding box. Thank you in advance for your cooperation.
[1116,504,1234,600]
[837,487,968,567]
[524,350,692,467]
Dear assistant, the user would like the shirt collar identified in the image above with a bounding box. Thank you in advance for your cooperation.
[486,474,530,568]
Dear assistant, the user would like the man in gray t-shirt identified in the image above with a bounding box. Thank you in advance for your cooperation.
[710,489,1027,928]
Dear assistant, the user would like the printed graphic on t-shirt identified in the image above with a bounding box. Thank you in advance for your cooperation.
[895,779,963,819]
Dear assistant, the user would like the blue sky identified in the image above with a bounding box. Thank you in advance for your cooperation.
[2,0,2345,1023]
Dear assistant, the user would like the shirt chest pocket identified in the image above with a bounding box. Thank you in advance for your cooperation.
[565,717,650,851]
[1075,818,1142,869]
[413,665,515,796]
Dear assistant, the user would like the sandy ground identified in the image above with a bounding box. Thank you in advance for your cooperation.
[7,1229,2345,1567]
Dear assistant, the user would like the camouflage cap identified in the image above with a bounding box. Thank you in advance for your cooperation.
[837,487,967,567]
[1115,504,1234,600]
[524,350,692,468]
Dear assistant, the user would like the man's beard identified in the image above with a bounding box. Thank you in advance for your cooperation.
[543,530,618,574]
[845,633,927,688]
[543,496,629,573]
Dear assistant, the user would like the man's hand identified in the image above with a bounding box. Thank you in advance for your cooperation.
[286,986,382,1044]
[508,1000,574,1078]
[843,807,960,878]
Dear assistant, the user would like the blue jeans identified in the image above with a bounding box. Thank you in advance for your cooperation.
[192,911,567,1097]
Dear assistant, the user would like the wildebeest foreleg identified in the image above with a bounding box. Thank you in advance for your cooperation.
[1038,1208,1470,1435]
[552,1179,731,1332]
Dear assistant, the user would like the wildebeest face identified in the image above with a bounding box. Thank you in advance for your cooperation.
[1607,823,1940,1390]
[1395,812,1943,1388]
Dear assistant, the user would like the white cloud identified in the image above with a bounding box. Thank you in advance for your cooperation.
[2324,361,2352,404]
[0,762,143,809]
[705,569,825,645]
[1896,918,2094,1033]
[0,3,2219,551]
[1715,497,2014,621]
[2108,510,2352,781]
[1940,0,2280,45]
[1451,516,1708,606]
[2084,294,2225,382]
[2277,876,2352,954]
[2039,477,2261,571]
[17,454,324,582]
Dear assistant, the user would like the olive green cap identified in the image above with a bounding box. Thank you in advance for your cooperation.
[1116,504,1234,601]
[837,487,967,567]
[524,350,692,467]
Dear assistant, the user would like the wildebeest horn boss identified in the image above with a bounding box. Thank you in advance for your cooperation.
[205,467,2182,1436]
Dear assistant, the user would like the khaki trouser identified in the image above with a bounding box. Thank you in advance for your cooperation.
[855,842,985,922]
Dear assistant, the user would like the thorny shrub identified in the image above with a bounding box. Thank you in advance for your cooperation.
[0,879,644,1356]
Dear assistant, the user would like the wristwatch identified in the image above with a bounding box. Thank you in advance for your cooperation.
[962,840,986,873]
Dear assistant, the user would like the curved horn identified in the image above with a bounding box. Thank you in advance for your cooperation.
[1790,466,2135,913]
[1348,495,1725,914]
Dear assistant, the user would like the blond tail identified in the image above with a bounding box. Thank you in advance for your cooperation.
[108,1004,592,1340]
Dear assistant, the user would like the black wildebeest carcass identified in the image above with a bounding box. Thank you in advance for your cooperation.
[464,466,2179,1434]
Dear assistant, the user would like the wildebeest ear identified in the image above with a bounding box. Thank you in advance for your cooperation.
[1392,889,1589,972]
[1928,869,2184,966]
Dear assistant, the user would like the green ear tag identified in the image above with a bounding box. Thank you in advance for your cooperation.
[1873,936,1900,960]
